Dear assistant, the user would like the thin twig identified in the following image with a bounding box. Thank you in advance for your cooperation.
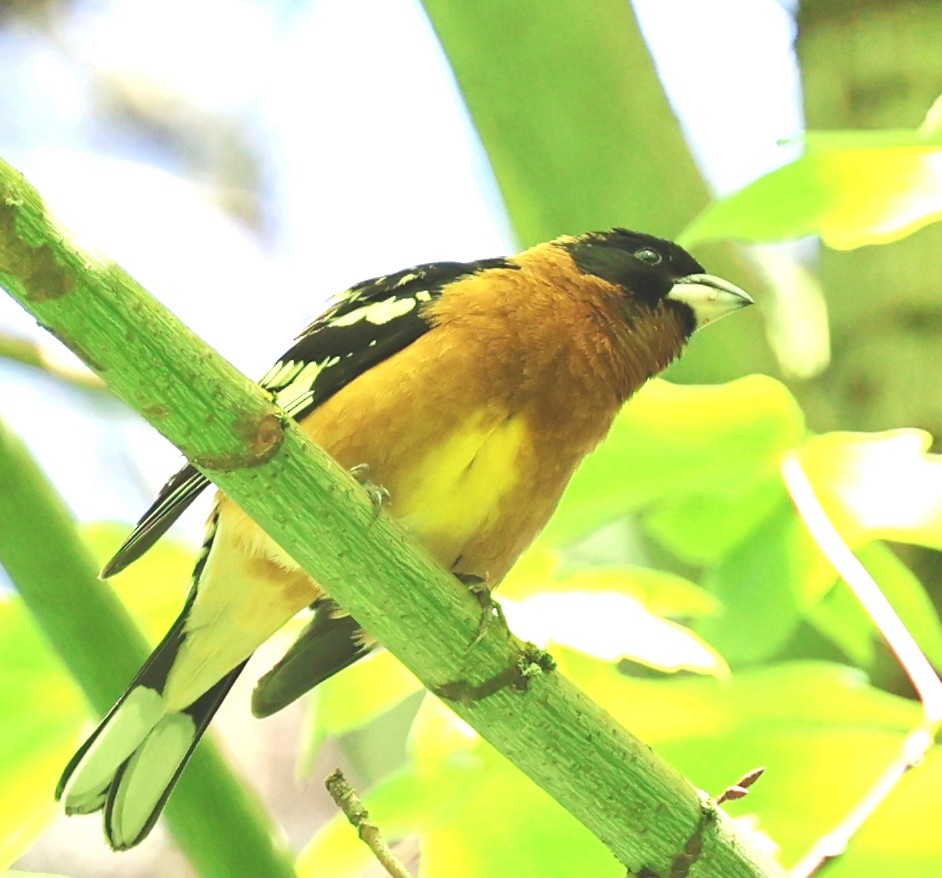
[325,769,414,878]
[781,453,942,877]
[788,722,935,878]
[781,454,942,719]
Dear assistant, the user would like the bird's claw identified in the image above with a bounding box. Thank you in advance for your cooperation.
[455,573,505,646]
[349,463,390,513]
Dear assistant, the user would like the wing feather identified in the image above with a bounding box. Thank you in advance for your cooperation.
[101,257,519,577]
[101,465,208,577]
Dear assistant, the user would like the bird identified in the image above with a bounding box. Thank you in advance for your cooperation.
[56,228,752,849]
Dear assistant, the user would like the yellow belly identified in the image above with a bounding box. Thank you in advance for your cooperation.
[391,411,529,570]
[166,408,547,707]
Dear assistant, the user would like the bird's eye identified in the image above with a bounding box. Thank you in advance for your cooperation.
[634,247,662,266]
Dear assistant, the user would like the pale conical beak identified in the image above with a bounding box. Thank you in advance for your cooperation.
[666,274,753,330]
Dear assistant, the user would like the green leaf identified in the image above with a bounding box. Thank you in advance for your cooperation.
[301,660,933,876]
[308,650,422,741]
[562,656,916,744]
[695,491,835,665]
[500,559,724,674]
[0,523,190,867]
[559,654,925,868]
[329,663,926,877]
[299,719,624,878]
[502,550,719,615]
[80,522,192,641]
[541,376,806,547]
[818,748,942,878]
[683,130,942,250]
[798,429,942,550]
[558,565,720,618]
[502,590,727,676]
[418,754,622,878]
[643,473,785,565]
[410,698,622,878]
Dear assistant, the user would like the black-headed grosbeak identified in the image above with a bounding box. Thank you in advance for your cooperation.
[57,229,751,849]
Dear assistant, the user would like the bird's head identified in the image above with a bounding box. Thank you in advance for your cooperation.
[559,228,752,335]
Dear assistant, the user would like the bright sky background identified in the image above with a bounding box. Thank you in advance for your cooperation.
[0,0,802,539]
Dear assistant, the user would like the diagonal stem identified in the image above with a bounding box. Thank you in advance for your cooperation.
[782,453,942,877]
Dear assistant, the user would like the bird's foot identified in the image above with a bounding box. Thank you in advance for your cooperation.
[456,573,505,646]
[349,463,390,513]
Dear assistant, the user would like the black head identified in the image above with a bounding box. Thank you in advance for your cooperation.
[560,229,703,305]
[558,228,752,332]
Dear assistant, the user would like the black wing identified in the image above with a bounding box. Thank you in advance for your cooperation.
[259,258,516,422]
[251,598,370,718]
[101,257,519,577]
[100,464,207,577]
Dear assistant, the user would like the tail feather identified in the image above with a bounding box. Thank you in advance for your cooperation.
[58,527,249,851]
[106,712,196,845]
[104,666,245,850]
[56,608,192,811]
[58,635,246,849]
[57,686,166,814]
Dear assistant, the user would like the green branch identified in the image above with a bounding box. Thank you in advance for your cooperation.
[0,157,783,877]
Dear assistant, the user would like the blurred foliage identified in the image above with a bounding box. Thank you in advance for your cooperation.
[3,1,942,878]
[793,1,942,450]
[295,377,942,877]
[6,360,942,876]
[684,129,942,250]
[421,0,710,244]
[0,526,186,866]
[0,598,84,867]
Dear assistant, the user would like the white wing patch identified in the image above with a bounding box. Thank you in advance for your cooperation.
[260,359,304,388]
[269,356,340,413]
[393,271,420,288]
[329,295,417,327]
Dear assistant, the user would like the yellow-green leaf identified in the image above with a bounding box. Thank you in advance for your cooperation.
[808,542,942,671]
[694,491,834,665]
[0,599,84,867]
[683,130,942,250]
[502,552,718,615]
[502,592,727,675]
[798,429,942,550]
[543,376,805,546]
[309,650,422,740]
[81,522,192,642]
[0,522,193,866]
